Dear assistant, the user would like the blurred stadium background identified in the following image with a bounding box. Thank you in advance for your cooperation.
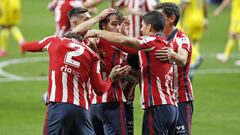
[0,0,239,135]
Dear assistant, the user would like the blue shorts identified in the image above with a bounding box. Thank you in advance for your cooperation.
[175,101,193,135]
[43,102,95,135]
[90,102,128,135]
[124,103,134,135]
[142,105,178,135]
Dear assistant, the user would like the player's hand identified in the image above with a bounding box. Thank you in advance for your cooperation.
[84,29,101,38]
[118,17,130,35]
[213,9,221,17]
[155,47,175,62]
[47,1,55,11]
[109,65,131,81]
[97,8,117,20]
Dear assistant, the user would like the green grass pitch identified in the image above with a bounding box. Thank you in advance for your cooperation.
[0,0,240,135]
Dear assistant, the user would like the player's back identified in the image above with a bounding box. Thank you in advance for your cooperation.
[231,0,240,20]
[0,0,21,25]
[138,35,176,109]
[47,37,97,109]
[183,0,204,21]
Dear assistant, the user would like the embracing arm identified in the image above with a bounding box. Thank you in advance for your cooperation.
[86,29,141,50]
[71,8,117,35]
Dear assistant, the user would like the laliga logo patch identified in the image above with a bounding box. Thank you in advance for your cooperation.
[176,37,189,46]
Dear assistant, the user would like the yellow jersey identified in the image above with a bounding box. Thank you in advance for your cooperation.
[230,0,240,33]
[160,0,181,5]
[182,0,205,24]
[231,0,240,21]
[0,0,21,25]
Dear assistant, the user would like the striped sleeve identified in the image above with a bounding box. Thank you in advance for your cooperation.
[176,35,191,52]
[22,36,55,52]
[137,36,156,50]
[90,59,112,95]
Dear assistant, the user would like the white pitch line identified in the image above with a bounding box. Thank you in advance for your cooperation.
[0,56,49,82]
[192,68,240,75]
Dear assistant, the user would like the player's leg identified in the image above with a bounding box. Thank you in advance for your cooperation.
[234,33,240,66]
[10,25,24,44]
[71,105,96,135]
[175,101,193,135]
[124,102,134,135]
[142,105,178,135]
[43,102,93,135]
[90,104,105,135]
[102,102,128,135]
[43,102,72,135]
[0,26,10,56]
[216,32,236,62]
[190,26,204,70]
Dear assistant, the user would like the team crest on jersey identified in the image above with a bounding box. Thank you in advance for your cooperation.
[176,36,190,46]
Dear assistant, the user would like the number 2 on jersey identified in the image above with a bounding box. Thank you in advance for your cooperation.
[64,43,85,68]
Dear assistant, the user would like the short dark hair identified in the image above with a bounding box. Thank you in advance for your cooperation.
[155,2,180,26]
[68,7,88,19]
[142,11,165,32]
[99,10,122,30]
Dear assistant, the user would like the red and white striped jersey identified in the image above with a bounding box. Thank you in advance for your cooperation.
[22,36,113,110]
[52,0,83,36]
[91,38,126,104]
[167,29,194,103]
[137,35,177,109]
[115,0,157,37]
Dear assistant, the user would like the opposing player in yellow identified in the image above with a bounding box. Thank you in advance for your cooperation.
[181,0,208,71]
[0,0,25,56]
[214,0,240,65]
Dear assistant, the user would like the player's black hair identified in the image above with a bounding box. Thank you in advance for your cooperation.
[155,2,180,26]
[99,10,123,30]
[142,11,165,32]
[68,7,89,19]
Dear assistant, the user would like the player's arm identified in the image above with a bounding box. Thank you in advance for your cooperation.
[83,0,102,8]
[155,47,188,67]
[90,60,131,95]
[22,36,55,52]
[71,8,117,35]
[155,36,191,67]
[213,0,231,16]
[85,29,142,50]
[203,0,208,30]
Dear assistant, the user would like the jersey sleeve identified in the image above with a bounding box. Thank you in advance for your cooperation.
[70,0,84,8]
[90,58,112,95]
[175,35,191,52]
[136,36,156,50]
[22,36,55,52]
[145,0,157,11]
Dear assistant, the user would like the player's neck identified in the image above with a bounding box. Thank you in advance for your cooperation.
[164,26,176,38]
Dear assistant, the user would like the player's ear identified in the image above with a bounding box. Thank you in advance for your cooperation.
[101,23,107,30]
[169,14,176,25]
[147,24,152,32]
